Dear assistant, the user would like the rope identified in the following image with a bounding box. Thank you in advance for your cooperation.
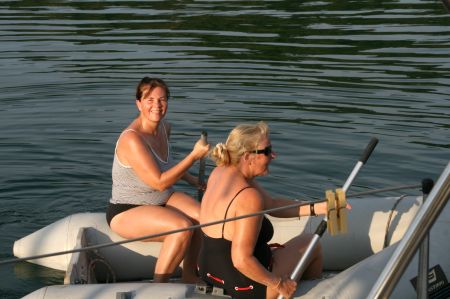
[0,183,420,266]
[88,258,116,283]
[383,194,408,249]
[349,184,420,198]
[85,249,116,284]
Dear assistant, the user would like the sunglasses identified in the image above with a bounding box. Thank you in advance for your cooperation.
[250,145,272,156]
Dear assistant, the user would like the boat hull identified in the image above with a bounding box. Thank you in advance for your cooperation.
[17,195,450,298]
[14,195,422,281]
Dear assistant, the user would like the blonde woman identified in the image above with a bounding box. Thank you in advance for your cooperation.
[198,121,326,299]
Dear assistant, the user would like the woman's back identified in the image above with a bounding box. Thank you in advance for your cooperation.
[198,166,274,299]
[200,166,252,240]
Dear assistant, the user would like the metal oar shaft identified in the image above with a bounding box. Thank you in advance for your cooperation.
[287,162,361,282]
[343,137,378,194]
[278,137,378,299]
[287,221,327,281]
[343,161,362,193]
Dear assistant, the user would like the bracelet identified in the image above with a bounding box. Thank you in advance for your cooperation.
[310,203,317,217]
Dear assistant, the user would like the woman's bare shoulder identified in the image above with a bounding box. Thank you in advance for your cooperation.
[235,187,264,213]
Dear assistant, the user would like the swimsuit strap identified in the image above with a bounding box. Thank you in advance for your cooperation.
[114,128,139,155]
[148,121,170,163]
[120,123,170,163]
[222,186,253,238]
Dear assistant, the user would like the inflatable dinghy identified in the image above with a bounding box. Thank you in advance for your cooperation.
[14,191,450,298]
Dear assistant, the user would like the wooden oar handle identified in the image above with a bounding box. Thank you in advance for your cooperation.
[197,131,208,201]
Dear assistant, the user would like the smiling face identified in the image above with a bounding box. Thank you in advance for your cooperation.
[136,86,168,123]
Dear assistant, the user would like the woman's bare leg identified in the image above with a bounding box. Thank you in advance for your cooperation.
[266,233,323,299]
[166,192,201,283]
[109,202,194,282]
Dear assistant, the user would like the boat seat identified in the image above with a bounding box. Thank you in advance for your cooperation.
[194,283,231,298]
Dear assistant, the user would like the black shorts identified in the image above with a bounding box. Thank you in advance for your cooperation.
[106,203,142,226]
[106,202,167,226]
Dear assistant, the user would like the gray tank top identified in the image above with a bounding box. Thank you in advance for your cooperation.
[110,124,175,205]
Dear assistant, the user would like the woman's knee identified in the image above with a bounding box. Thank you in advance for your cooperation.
[167,192,200,221]
[109,214,133,237]
[170,217,194,240]
[189,207,200,223]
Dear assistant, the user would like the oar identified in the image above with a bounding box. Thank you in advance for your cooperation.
[197,131,208,201]
[277,137,379,299]
[442,0,450,13]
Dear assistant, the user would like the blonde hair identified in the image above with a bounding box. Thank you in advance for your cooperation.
[210,121,269,166]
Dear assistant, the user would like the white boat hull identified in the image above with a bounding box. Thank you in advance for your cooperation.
[14,196,422,278]
[15,195,450,298]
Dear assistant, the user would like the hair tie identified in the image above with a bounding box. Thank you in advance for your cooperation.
[216,142,227,153]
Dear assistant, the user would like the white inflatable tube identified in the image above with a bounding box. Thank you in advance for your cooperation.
[18,194,450,299]
[296,197,450,299]
[14,196,422,281]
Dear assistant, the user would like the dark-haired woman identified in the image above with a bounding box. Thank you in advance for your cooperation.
[106,77,209,283]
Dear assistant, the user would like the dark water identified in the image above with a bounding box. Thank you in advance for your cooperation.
[0,1,449,298]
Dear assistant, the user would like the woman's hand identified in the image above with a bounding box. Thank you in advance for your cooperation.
[198,179,207,192]
[271,277,297,299]
[191,137,210,161]
[312,201,327,216]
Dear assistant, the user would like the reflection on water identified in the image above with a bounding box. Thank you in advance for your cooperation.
[0,1,449,297]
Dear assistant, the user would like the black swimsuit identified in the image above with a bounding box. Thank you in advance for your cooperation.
[198,187,274,299]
